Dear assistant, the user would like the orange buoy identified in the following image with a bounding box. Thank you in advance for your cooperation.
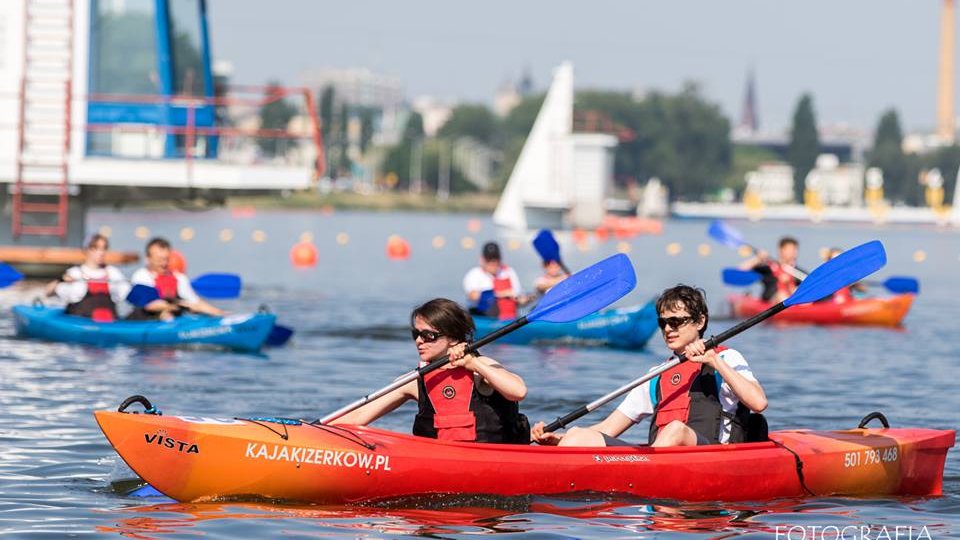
[571,229,587,243]
[594,226,609,241]
[467,218,482,233]
[168,250,187,273]
[290,241,318,268]
[386,235,411,260]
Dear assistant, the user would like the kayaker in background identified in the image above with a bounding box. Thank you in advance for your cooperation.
[332,298,531,444]
[463,242,532,320]
[533,259,570,295]
[44,233,129,322]
[819,247,867,304]
[738,236,804,302]
[127,237,224,321]
[531,284,767,448]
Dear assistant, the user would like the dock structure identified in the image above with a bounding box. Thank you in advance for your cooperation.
[0,0,323,249]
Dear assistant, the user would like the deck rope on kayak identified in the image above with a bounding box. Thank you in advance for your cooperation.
[239,417,302,440]
[771,439,816,497]
[304,421,376,451]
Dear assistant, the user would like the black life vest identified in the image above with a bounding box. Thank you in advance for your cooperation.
[413,366,530,444]
[647,348,751,445]
[65,277,117,322]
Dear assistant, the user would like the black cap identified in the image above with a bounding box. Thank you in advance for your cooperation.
[482,242,501,261]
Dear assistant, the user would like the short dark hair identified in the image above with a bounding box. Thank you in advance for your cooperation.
[656,285,709,337]
[146,237,171,255]
[410,298,475,343]
[85,233,109,251]
[482,242,501,262]
[779,236,799,249]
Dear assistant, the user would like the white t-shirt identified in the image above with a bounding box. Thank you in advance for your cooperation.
[615,348,758,444]
[54,265,129,304]
[130,268,200,303]
[462,266,522,297]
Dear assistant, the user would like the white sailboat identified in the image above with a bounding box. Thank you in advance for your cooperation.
[493,63,575,231]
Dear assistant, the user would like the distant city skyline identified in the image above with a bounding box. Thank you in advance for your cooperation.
[210,0,945,135]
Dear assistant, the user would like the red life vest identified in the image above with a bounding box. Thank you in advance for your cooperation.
[420,367,478,441]
[832,286,853,304]
[155,273,179,300]
[652,345,729,430]
[65,274,117,322]
[493,266,517,320]
[769,262,798,297]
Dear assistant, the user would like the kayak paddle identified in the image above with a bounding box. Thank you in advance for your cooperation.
[0,263,24,288]
[190,273,242,299]
[543,239,887,433]
[319,252,638,424]
[265,324,294,346]
[533,229,571,274]
[709,219,918,295]
[722,267,919,295]
[126,284,161,307]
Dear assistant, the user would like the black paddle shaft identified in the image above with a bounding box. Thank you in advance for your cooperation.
[543,302,787,433]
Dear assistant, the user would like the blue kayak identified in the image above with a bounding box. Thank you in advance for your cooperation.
[12,305,276,352]
[473,301,658,349]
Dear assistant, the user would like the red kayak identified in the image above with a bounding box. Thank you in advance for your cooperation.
[729,293,914,327]
[95,408,953,503]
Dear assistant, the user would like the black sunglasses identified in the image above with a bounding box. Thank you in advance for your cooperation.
[411,328,443,343]
[657,316,694,330]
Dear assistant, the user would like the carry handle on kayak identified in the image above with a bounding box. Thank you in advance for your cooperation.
[319,254,637,425]
[544,240,887,433]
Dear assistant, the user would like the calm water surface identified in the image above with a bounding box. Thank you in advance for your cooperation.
[0,209,956,538]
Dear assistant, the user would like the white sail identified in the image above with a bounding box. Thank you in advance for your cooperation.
[493,62,574,230]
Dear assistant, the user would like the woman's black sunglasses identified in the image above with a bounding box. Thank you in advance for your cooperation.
[411,328,443,343]
[657,316,694,330]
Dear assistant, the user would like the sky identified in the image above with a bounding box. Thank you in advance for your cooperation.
[209,0,943,134]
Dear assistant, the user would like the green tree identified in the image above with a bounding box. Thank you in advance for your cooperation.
[868,110,913,204]
[501,94,546,139]
[438,104,498,145]
[359,108,375,154]
[404,111,425,140]
[319,86,335,143]
[787,94,820,202]
[725,145,779,193]
[923,144,960,205]
[257,82,297,157]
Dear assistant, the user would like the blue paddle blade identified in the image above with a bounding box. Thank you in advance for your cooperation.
[527,253,636,323]
[785,240,887,306]
[126,284,160,308]
[722,268,762,287]
[533,229,562,264]
[475,289,496,313]
[708,220,746,249]
[0,263,23,288]
[127,484,165,498]
[191,273,242,299]
[883,276,919,295]
[265,324,294,346]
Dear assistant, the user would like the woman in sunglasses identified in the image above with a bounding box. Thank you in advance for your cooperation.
[531,285,767,447]
[333,298,530,444]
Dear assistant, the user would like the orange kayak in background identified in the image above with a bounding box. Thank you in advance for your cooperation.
[729,293,914,327]
[95,408,953,504]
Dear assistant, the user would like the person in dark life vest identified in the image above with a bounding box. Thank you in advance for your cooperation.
[126,237,225,321]
[462,242,532,320]
[738,236,805,303]
[533,259,570,295]
[332,298,531,444]
[44,233,130,322]
[531,285,768,448]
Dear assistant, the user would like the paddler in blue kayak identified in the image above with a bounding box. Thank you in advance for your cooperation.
[531,285,767,448]
[127,237,224,321]
[533,259,570,295]
[44,233,129,322]
[333,298,531,444]
[463,242,532,320]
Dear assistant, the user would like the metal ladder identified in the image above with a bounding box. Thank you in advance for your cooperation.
[13,0,74,240]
